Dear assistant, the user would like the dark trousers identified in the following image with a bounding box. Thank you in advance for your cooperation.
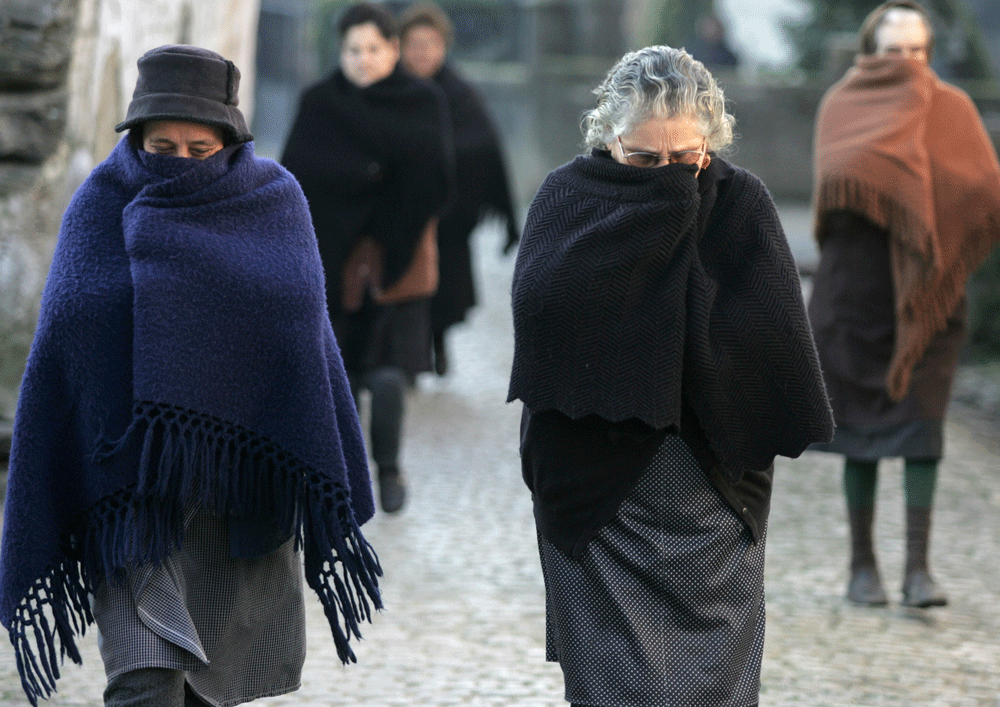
[349,366,406,469]
[104,668,211,707]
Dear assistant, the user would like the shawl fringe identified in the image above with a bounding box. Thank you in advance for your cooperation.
[887,212,1000,399]
[816,176,999,399]
[7,556,93,707]
[9,400,382,704]
[814,175,936,264]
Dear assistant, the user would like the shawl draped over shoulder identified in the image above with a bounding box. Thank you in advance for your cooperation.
[813,55,1000,400]
[508,154,833,482]
[434,62,519,249]
[0,138,381,705]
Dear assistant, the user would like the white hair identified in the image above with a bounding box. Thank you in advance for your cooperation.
[581,45,736,153]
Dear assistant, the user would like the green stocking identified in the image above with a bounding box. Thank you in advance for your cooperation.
[904,458,939,508]
[844,458,878,508]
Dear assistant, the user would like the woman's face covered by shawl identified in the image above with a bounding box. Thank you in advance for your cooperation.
[874,8,930,64]
[341,21,400,88]
[142,120,225,159]
[609,114,711,176]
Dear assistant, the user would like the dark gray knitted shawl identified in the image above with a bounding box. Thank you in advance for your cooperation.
[508,154,833,480]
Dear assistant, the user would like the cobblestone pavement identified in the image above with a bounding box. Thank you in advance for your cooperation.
[1,221,999,706]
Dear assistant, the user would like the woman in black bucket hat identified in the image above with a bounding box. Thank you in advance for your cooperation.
[115,45,254,144]
[0,45,382,706]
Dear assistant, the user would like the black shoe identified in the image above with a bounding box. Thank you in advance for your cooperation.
[902,569,948,608]
[847,565,888,606]
[378,465,406,513]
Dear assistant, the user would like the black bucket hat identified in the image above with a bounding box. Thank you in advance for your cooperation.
[115,45,253,144]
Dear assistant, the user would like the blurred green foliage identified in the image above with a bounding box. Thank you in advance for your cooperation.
[968,247,1000,358]
[313,0,347,74]
[635,0,706,50]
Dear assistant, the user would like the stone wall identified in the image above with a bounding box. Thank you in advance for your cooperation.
[0,0,261,424]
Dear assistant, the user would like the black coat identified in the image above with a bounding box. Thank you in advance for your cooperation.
[429,64,519,332]
[282,66,452,309]
[282,67,452,373]
[807,209,967,459]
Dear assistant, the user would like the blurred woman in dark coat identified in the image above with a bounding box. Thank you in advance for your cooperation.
[282,2,452,513]
[399,2,520,375]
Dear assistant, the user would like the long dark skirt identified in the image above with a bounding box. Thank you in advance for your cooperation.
[537,435,765,707]
[808,210,967,460]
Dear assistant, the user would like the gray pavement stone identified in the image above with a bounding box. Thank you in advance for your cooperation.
[0,221,998,706]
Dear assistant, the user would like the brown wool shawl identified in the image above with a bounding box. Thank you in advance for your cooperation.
[813,55,1000,400]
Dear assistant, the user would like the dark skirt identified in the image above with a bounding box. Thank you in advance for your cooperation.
[333,295,433,376]
[537,435,765,707]
[91,510,305,705]
[808,210,967,460]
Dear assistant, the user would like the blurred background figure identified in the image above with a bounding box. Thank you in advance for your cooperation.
[686,10,740,68]
[808,0,1000,608]
[399,2,521,377]
[281,2,452,514]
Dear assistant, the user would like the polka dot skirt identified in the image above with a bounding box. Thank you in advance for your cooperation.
[537,434,766,707]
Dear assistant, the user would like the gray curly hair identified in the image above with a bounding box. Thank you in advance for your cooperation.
[582,46,735,154]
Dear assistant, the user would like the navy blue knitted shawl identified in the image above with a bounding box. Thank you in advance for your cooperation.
[0,138,381,705]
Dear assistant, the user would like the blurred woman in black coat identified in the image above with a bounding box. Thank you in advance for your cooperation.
[400,2,520,375]
[282,2,452,512]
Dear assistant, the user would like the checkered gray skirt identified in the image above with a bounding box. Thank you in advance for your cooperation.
[537,434,766,707]
[91,509,306,707]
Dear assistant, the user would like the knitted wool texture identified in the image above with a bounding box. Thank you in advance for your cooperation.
[508,155,833,481]
[0,138,381,705]
[814,55,1000,400]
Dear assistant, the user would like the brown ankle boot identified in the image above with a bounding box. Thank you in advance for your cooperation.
[902,506,947,607]
[847,504,887,605]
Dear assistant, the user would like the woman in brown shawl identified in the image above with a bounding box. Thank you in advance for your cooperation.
[809,0,1000,607]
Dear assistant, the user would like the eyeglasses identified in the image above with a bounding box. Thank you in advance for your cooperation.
[616,136,706,169]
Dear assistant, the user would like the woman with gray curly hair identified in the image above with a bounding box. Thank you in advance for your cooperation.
[508,46,833,707]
